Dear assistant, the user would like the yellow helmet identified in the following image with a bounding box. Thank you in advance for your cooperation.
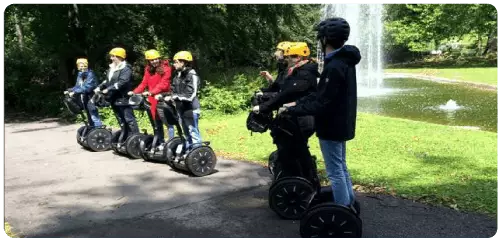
[173,51,193,62]
[76,58,88,67]
[109,47,126,59]
[284,42,310,57]
[145,49,161,60]
[277,41,292,51]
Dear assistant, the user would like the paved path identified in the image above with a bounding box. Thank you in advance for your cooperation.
[4,120,497,238]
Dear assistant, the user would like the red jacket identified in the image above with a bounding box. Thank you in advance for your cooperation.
[133,60,173,119]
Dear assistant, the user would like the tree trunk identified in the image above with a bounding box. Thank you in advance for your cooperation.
[13,12,24,49]
[477,33,482,56]
[482,30,494,56]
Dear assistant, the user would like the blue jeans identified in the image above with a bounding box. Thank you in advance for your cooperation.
[81,94,102,127]
[179,111,202,150]
[319,139,355,207]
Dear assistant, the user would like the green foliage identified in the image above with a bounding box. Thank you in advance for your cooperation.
[384,4,497,62]
[199,68,269,114]
[4,4,321,116]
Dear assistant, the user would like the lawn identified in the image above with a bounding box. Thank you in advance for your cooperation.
[196,112,497,215]
[385,68,498,86]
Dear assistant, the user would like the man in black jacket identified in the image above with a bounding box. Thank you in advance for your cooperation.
[282,17,361,207]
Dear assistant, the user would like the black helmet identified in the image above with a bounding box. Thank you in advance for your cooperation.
[315,17,350,42]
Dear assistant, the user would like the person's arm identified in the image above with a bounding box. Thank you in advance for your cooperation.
[287,65,343,116]
[259,74,315,113]
[97,71,109,90]
[79,71,99,94]
[71,73,84,94]
[106,67,132,91]
[133,67,149,94]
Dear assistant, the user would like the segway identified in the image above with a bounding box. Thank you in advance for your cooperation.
[139,95,177,163]
[63,92,112,152]
[247,92,362,236]
[152,94,217,177]
[110,94,148,159]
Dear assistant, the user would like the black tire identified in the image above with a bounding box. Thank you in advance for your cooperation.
[165,137,183,167]
[126,134,145,159]
[269,177,315,220]
[186,146,217,177]
[139,135,154,161]
[353,200,361,216]
[268,150,278,175]
[76,126,87,147]
[111,130,122,152]
[300,203,362,238]
[86,128,113,152]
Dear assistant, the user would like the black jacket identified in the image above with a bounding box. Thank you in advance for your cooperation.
[98,62,134,102]
[171,67,201,113]
[259,61,319,113]
[260,61,288,93]
[287,45,361,141]
[259,60,319,139]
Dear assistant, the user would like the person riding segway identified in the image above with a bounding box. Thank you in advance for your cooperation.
[250,42,320,220]
[94,47,141,159]
[64,58,112,151]
[154,51,217,177]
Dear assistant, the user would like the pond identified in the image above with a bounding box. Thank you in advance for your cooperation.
[357,78,498,132]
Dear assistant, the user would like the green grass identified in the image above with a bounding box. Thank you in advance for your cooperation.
[196,112,497,215]
[385,68,498,86]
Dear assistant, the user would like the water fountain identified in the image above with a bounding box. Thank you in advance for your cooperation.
[438,99,463,111]
[318,4,389,97]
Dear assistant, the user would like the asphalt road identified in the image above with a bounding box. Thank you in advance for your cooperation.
[4,119,497,238]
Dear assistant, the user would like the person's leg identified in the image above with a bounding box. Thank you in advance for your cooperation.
[167,124,175,140]
[154,110,165,144]
[158,104,177,140]
[319,139,352,206]
[190,112,202,146]
[122,106,139,134]
[111,104,127,142]
[86,96,102,127]
[342,141,356,204]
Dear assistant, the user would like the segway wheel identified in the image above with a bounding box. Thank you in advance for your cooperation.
[139,135,154,161]
[76,126,87,147]
[165,137,183,167]
[186,146,217,177]
[269,177,315,220]
[300,203,362,238]
[86,128,112,152]
[111,130,122,152]
[268,150,278,175]
[126,134,145,159]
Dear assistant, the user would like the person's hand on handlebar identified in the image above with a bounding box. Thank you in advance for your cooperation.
[278,106,287,115]
[252,105,260,114]
[164,95,172,102]
[69,92,75,97]
[127,91,134,96]
[154,94,163,100]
